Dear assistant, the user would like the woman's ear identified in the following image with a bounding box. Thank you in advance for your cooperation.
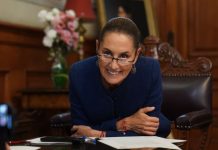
[133,47,142,64]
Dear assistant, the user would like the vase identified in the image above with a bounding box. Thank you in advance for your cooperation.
[51,55,68,89]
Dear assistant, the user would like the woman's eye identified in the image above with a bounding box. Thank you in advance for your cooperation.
[119,54,129,59]
[103,50,112,56]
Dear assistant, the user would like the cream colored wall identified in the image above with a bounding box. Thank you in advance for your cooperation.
[0,0,97,38]
[0,0,50,28]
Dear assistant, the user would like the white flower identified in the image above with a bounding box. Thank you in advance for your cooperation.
[46,29,57,39]
[52,8,60,16]
[43,36,54,47]
[66,10,76,18]
[38,8,80,61]
[44,26,52,34]
[38,10,48,23]
[46,12,55,21]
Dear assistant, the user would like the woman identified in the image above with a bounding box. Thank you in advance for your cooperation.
[69,17,170,137]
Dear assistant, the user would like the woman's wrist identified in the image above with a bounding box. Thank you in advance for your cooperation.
[91,129,106,137]
[116,118,128,131]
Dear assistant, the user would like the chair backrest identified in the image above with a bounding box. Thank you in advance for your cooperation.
[143,37,213,121]
[162,74,212,121]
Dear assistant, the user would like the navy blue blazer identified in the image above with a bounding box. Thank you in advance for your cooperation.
[69,56,171,137]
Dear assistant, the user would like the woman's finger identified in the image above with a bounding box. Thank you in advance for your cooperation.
[143,121,159,128]
[131,126,156,135]
[141,130,156,136]
[147,116,159,123]
[71,125,79,134]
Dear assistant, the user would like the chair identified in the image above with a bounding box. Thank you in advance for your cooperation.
[50,36,213,149]
[143,36,213,150]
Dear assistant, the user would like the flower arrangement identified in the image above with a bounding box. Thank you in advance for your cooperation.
[38,8,81,88]
[38,8,80,61]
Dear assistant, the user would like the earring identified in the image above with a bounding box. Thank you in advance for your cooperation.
[131,64,136,74]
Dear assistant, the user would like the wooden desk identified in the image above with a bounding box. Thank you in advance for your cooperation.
[13,141,183,150]
[12,88,70,140]
[19,88,70,109]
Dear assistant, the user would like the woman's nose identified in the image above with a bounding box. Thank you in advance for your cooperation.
[109,59,120,70]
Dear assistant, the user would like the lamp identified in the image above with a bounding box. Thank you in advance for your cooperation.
[65,0,96,60]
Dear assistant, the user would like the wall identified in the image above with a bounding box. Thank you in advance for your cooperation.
[0,0,97,103]
[152,0,218,149]
[0,0,50,28]
[0,0,97,38]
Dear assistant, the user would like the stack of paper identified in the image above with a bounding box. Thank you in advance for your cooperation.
[99,136,185,150]
[10,146,40,150]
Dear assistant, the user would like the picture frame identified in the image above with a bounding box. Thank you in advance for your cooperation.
[96,0,159,38]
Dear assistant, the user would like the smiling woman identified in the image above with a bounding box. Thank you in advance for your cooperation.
[68,17,171,138]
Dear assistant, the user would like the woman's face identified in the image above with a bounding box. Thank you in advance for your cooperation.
[97,32,140,87]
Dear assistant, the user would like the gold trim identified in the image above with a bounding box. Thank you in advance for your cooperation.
[96,0,107,29]
[144,0,159,36]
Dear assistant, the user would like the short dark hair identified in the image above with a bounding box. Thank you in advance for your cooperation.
[99,17,141,49]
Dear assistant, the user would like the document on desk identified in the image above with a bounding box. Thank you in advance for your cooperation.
[10,146,40,150]
[99,136,183,150]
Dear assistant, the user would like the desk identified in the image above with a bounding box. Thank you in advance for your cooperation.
[18,88,70,109]
[15,142,176,150]
[13,136,184,150]
[30,143,116,150]
[12,88,70,139]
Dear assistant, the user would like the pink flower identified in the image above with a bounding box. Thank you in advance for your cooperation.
[59,30,73,46]
[59,12,67,22]
[38,8,80,60]
[52,17,66,30]
[67,21,76,32]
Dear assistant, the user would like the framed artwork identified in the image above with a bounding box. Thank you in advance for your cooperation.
[96,0,159,39]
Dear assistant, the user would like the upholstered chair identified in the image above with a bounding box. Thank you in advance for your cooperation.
[143,36,213,150]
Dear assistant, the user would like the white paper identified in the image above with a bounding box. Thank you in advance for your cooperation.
[99,136,182,150]
[10,146,40,150]
[167,138,186,143]
[27,137,71,146]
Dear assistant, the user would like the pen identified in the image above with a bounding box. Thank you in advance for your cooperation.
[82,136,97,144]
[8,140,30,146]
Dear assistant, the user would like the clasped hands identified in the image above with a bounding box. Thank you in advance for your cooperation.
[116,106,159,135]
[71,107,159,137]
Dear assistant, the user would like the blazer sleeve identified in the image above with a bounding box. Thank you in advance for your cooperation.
[69,65,89,126]
[145,60,162,116]
[145,60,171,137]
[69,65,119,131]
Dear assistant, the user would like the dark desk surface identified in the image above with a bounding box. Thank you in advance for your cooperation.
[12,136,184,150]
[18,142,183,150]
[17,142,131,150]
[36,143,117,150]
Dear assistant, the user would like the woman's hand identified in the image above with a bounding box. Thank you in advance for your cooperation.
[71,125,101,137]
[6,143,10,150]
[117,107,159,135]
